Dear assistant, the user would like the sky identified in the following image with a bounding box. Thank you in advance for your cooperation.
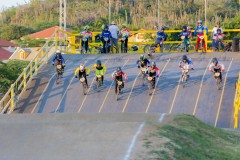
[1,0,30,9]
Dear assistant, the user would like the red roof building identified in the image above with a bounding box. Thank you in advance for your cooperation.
[0,48,13,61]
[0,40,18,47]
[27,26,72,39]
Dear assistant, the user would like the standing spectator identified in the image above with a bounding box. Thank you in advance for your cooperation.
[109,21,119,53]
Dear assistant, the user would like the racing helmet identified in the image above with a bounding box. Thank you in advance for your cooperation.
[140,54,145,60]
[182,26,187,30]
[116,67,122,73]
[212,57,218,65]
[79,64,85,71]
[96,60,102,65]
[182,55,188,61]
[151,61,156,67]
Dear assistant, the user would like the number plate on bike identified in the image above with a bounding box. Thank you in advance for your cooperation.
[56,65,62,69]
[117,81,123,85]
[80,78,85,82]
[147,77,153,81]
[214,72,220,77]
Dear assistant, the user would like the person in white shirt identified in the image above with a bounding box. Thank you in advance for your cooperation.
[211,22,223,48]
[109,21,119,53]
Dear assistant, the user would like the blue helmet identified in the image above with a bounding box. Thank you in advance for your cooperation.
[182,55,188,61]
[151,61,156,67]
[212,57,218,64]
[104,25,109,29]
[116,67,122,72]
[96,60,102,65]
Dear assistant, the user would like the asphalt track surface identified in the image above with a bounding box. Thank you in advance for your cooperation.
[14,52,240,128]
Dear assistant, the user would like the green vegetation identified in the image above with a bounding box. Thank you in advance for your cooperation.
[142,115,240,160]
[0,0,239,42]
[0,60,29,96]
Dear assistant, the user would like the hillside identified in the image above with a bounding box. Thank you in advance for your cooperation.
[0,0,239,32]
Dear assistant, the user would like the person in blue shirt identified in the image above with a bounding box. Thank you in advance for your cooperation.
[178,26,191,52]
[52,50,66,72]
[155,26,167,52]
[101,25,112,53]
[194,20,208,53]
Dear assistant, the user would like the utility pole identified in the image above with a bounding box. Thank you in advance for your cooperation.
[205,0,207,26]
[109,0,111,25]
[59,0,67,48]
[158,0,160,25]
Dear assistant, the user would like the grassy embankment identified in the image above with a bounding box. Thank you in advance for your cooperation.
[0,60,29,98]
[142,115,240,160]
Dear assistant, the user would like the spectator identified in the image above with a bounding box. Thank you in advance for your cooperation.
[109,21,119,53]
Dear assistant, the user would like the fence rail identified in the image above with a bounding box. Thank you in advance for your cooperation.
[234,73,240,128]
[0,30,57,114]
[55,29,240,54]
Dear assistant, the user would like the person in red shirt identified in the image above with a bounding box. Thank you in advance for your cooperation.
[148,62,160,89]
[112,67,128,94]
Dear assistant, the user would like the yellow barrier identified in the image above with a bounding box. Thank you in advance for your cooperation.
[0,29,58,114]
[56,28,240,54]
[234,73,240,128]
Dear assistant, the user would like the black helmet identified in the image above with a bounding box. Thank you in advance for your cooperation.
[96,60,101,65]
[116,67,122,72]
[212,57,218,64]
[182,55,188,61]
[182,26,187,30]
[217,28,221,33]
[104,25,109,29]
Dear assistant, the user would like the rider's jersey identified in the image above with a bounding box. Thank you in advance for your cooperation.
[102,30,112,39]
[52,55,65,64]
[120,28,131,38]
[178,31,191,39]
[179,59,194,69]
[74,67,91,78]
[136,59,150,67]
[80,31,92,39]
[148,67,160,77]
[209,63,224,72]
[112,71,128,81]
[194,25,208,36]
[156,31,167,41]
[92,64,107,76]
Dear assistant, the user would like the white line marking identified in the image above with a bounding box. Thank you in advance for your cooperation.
[146,59,170,113]
[193,59,212,115]
[169,76,181,114]
[123,123,145,160]
[54,60,89,113]
[78,59,109,113]
[31,73,56,114]
[98,59,129,113]
[214,59,233,127]
[159,113,167,122]
[122,71,141,112]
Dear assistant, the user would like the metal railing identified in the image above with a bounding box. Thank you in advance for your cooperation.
[56,29,240,54]
[0,30,58,114]
[234,73,240,128]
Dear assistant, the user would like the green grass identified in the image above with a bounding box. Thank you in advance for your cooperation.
[0,60,29,96]
[142,115,240,160]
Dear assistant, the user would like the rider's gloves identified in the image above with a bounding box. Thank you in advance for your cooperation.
[210,70,213,72]
[63,64,66,67]
[75,76,77,78]
[191,68,194,70]
[222,69,225,72]
[52,62,54,66]
[178,65,182,68]
[86,74,89,76]
[137,65,140,68]
[156,75,159,78]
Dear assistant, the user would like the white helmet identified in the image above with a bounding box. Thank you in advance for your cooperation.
[79,64,85,71]
[56,50,61,54]
[197,20,202,24]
